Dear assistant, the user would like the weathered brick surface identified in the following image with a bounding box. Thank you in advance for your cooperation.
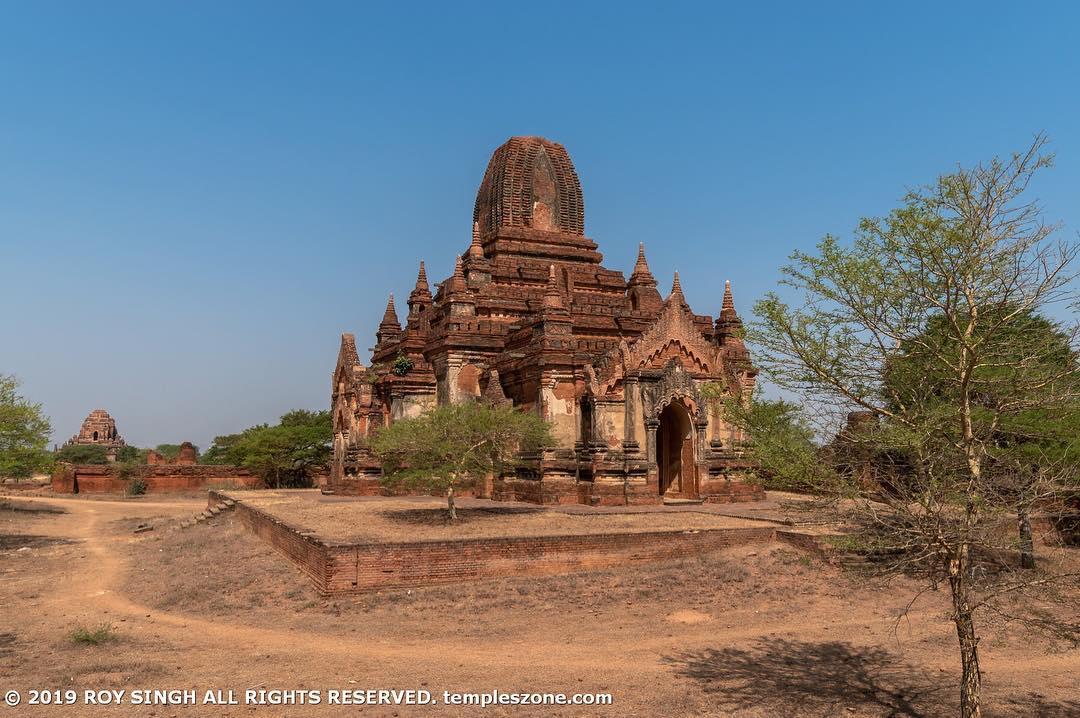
[212,490,331,591]
[52,464,262,494]
[217,492,777,595]
[330,136,761,507]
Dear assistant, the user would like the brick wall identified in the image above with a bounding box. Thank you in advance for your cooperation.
[213,491,777,595]
[211,490,333,591]
[52,464,262,494]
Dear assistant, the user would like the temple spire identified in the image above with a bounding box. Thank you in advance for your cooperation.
[669,270,686,305]
[416,261,429,292]
[715,279,743,343]
[628,242,657,288]
[468,221,484,258]
[543,264,564,309]
[720,279,736,318]
[408,260,432,316]
[376,293,402,345]
[380,293,400,328]
[446,255,469,294]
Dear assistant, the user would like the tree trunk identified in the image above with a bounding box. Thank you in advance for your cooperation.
[1018,504,1035,569]
[446,484,457,522]
[949,552,982,718]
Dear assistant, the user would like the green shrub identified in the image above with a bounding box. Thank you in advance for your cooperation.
[392,353,414,376]
[69,623,116,645]
[125,477,148,496]
[54,444,109,464]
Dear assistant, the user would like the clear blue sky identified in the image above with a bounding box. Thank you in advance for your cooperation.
[2,1,1078,450]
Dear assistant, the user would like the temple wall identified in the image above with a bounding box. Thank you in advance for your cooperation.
[436,355,484,405]
[542,378,578,448]
[391,391,436,421]
[52,464,263,494]
[628,385,646,447]
[594,401,624,448]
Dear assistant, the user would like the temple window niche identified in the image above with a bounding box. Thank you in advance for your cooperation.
[530,148,559,231]
[579,396,594,446]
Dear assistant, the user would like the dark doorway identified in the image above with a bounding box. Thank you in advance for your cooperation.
[657,400,693,496]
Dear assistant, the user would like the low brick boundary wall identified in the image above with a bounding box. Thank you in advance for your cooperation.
[53,464,262,494]
[211,491,778,594]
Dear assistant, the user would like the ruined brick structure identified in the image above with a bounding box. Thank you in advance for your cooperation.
[330,136,762,505]
[147,441,199,466]
[64,409,126,461]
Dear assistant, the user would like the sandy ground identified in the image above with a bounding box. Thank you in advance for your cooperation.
[236,491,772,542]
[0,494,1077,718]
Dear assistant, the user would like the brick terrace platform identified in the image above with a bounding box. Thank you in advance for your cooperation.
[213,490,829,594]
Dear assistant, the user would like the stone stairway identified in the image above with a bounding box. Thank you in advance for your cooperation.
[179,497,236,529]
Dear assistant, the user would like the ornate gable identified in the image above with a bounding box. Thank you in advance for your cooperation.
[593,296,720,394]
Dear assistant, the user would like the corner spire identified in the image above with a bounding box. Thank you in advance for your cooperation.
[628,241,657,288]
[669,270,685,304]
[447,255,468,294]
[376,292,402,345]
[468,221,484,258]
[380,293,400,328]
[543,264,564,309]
[408,260,432,315]
[716,279,743,341]
[416,261,429,291]
[721,279,736,316]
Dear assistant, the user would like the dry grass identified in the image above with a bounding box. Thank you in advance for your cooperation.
[124,515,834,639]
[4,497,1077,717]
[239,492,761,542]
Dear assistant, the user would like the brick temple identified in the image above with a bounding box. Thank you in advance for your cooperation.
[330,136,762,505]
[64,409,126,461]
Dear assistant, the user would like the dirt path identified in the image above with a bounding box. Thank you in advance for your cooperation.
[2,495,1077,717]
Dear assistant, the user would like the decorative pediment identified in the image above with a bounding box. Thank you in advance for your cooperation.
[594,297,719,393]
[642,359,703,422]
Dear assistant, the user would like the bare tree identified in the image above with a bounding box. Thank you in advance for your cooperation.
[748,136,1080,718]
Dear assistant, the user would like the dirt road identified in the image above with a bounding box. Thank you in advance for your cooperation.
[1,495,1076,717]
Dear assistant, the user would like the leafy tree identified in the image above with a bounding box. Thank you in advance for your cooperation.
[0,374,53,478]
[54,443,109,465]
[886,309,1080,568]
[200,433,241,465]
[114,445,148,464]
[370,402,552,520]
[153,444,182,461]
[748,136,1079,718]
[711,387,826,492]
[201,410,331,488]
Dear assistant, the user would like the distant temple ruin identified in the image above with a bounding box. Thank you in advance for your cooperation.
[64,409,126,461]
[330,136,761,505]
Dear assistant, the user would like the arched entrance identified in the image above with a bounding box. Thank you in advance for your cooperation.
[657,400,694,497]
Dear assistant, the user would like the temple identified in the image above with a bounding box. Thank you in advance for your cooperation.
[64,409,127,461]
[329,136,761,505]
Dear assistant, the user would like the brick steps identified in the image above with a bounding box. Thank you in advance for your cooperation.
[179,498,236,529]
[662,496,705,505]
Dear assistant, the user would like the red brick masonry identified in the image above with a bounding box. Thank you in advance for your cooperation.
[211,491,810,595]
[53,464,263,494]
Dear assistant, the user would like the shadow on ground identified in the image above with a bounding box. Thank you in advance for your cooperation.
[663,638,947,717]
[1,500,65,514]
[379,506,545,526]
[991,693,1080,718]
[0,534,76,550]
